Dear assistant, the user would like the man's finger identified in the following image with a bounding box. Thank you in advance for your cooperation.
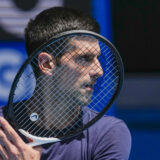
[0,117,25,147]
[0,128,18,155]
[33,146,43,154]
[0,143,9,160]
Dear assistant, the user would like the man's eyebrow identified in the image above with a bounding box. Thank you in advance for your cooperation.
[76,52,101,57]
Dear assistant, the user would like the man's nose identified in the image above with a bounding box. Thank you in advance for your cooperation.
[89,58,103,78]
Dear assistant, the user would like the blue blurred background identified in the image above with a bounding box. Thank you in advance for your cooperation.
[0,0,160,159]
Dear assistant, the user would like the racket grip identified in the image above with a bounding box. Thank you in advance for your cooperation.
[19,129,61,146]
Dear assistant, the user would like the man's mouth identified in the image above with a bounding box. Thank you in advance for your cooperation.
[82,83,95,91]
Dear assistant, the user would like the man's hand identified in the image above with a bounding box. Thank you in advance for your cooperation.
[0,117,42,160]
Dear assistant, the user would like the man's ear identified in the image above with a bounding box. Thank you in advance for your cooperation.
[38,52,55,76]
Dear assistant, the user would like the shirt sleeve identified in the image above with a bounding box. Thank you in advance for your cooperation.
[91,118,131,160]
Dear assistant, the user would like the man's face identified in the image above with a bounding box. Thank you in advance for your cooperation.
[53,38,103,106]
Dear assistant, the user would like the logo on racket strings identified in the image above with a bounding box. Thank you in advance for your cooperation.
[30,113,39,122]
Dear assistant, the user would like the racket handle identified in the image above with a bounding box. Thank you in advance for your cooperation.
[19,129,61,147]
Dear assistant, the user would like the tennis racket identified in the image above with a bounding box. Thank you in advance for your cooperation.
[5,30,124,146]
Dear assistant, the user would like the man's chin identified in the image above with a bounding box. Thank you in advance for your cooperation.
[77,95,92,107]
[65,89,92,106]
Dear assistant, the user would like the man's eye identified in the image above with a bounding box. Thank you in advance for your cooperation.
[77,55,93,63]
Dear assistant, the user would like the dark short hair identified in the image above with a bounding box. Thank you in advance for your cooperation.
[25,6,100,56]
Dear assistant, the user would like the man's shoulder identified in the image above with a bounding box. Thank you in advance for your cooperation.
[87,108,131,145]
[85,107,128,132]
[89,111,129,135]
[87,109,131,160]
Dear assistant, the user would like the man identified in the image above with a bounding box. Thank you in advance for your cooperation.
[0,7,131,160]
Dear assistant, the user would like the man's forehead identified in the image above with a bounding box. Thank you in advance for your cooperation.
[69,36,99,45]
[68,37,100,54]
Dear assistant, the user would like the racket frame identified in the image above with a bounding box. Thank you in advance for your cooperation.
[6,30,124,145]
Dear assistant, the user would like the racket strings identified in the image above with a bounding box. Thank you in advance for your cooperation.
[12,34,121,138]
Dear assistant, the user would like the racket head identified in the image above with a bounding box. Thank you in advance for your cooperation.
[6,30,124,141]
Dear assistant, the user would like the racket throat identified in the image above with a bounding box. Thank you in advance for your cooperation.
[19,129,61,147]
